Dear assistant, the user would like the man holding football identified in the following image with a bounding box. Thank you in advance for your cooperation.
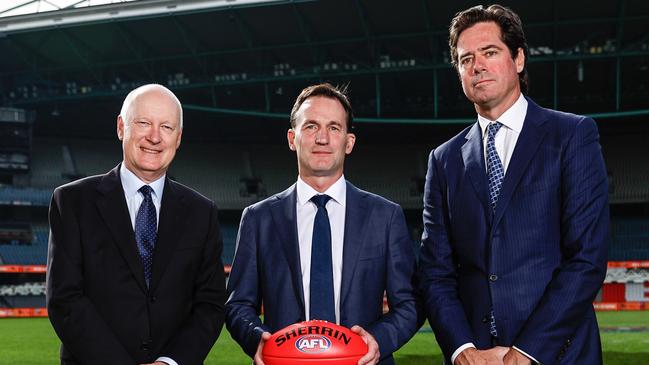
[225,83,419,365]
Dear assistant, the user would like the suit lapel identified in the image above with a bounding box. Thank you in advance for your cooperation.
[95,165,148,292]
[269,185,305,312]
[340,182,371,307]
[461,122,492,220]
[150,179,188,292]
[493,99,549,227]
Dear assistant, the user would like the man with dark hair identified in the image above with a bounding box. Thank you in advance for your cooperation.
[226,83,419,365]
[418,4,609,365]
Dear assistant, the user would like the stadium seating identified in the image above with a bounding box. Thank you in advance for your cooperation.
[0,186,50,206]
[603,135,649,203]
[0,136,646,267]
[0,223,48,265]
[609,218,649,261]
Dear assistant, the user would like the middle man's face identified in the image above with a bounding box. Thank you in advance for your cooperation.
[288,96,355,181]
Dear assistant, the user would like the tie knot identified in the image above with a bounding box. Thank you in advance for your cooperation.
[487,122,502,138]
[139,185,153,199]
[311,194,331,208]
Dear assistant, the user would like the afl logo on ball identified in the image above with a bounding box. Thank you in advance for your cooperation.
[295,335,331,354]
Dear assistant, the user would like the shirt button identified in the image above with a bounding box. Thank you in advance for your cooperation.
[489,274,498,282]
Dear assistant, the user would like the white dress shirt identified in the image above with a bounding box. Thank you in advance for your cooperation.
[452,95,539,365]
[477,94,527,174]
[119,164,177,365]
[119,163,164,230]
[296,175,346,324]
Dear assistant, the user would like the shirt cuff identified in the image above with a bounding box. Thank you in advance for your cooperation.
[451,343,476,364]
[156,356,178,365]
[513,346,540,364]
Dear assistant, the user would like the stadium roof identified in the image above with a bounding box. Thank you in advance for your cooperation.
[0,0,647,142]
[0,0,283,32]
[0,0,139,18]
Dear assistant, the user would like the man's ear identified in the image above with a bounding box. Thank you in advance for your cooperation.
[345,133,356,155]
[287,128,296,151]
[515,47,525,73]
[117,115,125,141]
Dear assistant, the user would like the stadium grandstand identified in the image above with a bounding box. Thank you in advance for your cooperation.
[0,0,648,319]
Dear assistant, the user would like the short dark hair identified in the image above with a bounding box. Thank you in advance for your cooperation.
[449,4,529,94]
[290,83,354,130]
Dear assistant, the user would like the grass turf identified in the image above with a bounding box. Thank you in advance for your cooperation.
[0,311,647,364]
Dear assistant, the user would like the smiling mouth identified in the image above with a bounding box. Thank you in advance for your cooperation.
[140,147,161,154]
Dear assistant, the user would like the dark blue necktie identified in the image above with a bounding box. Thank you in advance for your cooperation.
[486,122,504,212]
[135,185,157,287]
[485,122,503,337]
[309,194,335,323]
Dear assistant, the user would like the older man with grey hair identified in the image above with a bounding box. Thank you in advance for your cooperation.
[47,84,226,365]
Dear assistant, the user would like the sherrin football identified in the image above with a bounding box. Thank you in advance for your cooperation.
[262,320,369,364]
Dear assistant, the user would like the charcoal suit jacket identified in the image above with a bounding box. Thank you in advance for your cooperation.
[47,164,226,365]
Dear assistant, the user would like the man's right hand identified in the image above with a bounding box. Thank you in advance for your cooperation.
[253,332,272,365]
[455,346,509,365]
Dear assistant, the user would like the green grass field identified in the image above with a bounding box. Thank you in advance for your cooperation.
[1,312,648,364]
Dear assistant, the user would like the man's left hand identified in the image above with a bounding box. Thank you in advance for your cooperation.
[351,325,380,365]
[503,349,532,365]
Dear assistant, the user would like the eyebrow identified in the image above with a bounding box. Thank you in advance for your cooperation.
[477,44,503,52]
[303,119,343,126]
[459,44,503,59]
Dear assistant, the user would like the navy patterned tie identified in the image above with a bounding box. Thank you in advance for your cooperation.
[486,122,504,212]
[135,185,157,287]
[309,194,335,323]
[486,122,503,337]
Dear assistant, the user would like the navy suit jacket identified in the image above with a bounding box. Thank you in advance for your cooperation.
[225,181,419,364]
[47,165,226,365]
[418,98,609,365]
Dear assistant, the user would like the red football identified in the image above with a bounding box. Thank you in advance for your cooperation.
[262,320,369,365]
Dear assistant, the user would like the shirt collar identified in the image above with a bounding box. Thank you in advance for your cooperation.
[296,175,347,207]
[478,93,528,136]
[119,163,165,201]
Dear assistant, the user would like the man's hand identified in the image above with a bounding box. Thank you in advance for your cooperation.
[455,346,509,365]
[140,362,168,365]
[503,348,532,365]
[351,325,380,365]
[253,331,272,365]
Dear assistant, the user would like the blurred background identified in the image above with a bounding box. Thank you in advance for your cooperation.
[0,0,647,362]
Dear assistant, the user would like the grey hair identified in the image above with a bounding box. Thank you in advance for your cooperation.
[119,84,183,129]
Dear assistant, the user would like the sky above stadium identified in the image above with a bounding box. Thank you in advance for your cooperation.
[0,0,138,18]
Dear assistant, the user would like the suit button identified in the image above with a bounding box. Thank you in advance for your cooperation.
[489,274,498,282]
[482,316,489,323]
[141,342,150,351]
[150,296,157,303]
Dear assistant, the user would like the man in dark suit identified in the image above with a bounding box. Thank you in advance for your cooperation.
[47,84,226,365]
[418,5,609,365]
[225,83,419,365]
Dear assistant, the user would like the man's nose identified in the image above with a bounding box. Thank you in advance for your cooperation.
[315,129,329,144]
[146,125,161,143]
